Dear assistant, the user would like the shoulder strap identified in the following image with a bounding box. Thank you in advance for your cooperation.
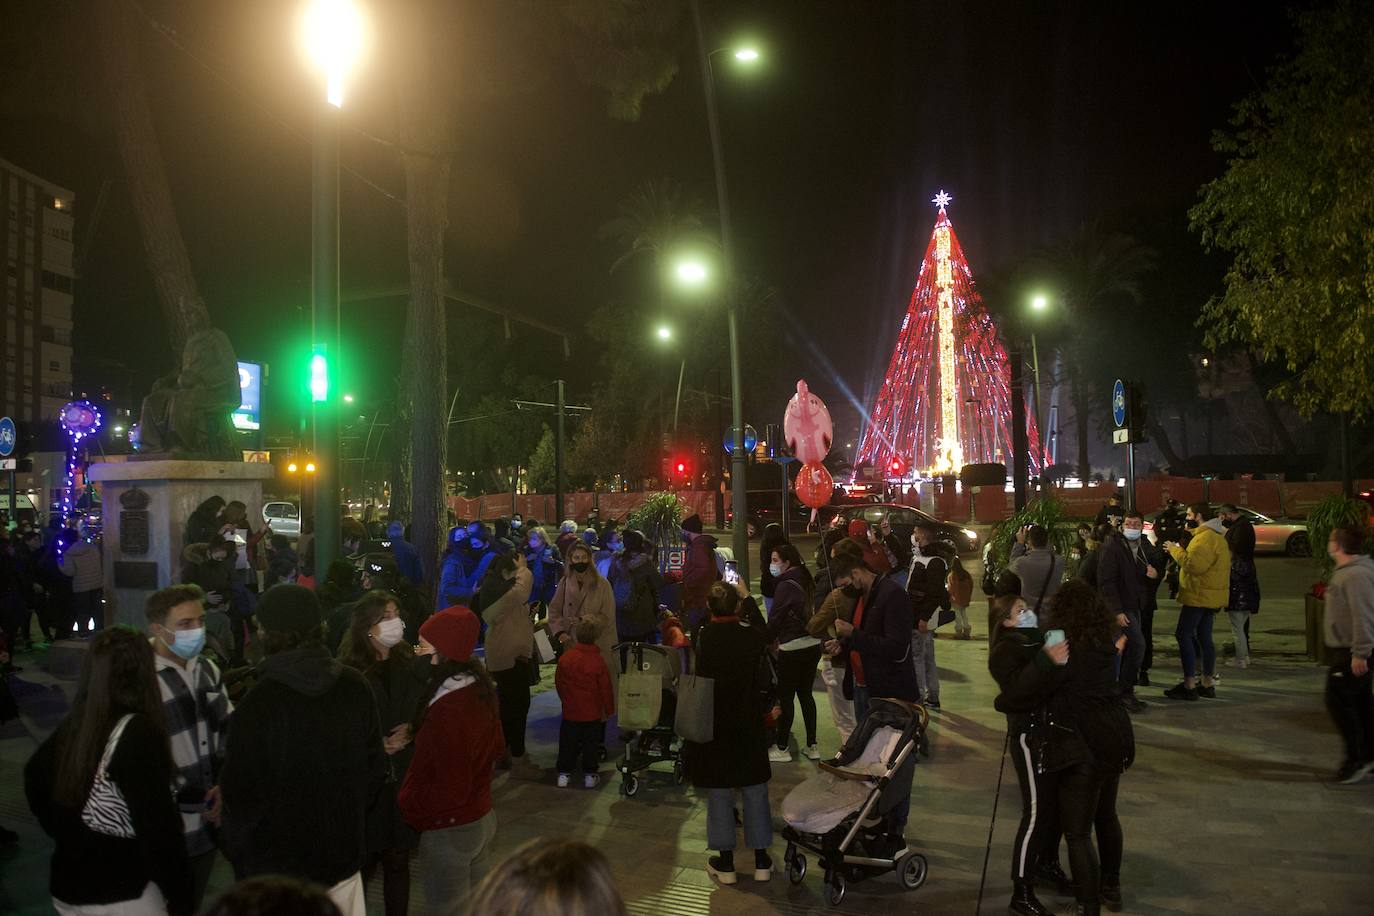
[96,714,136,776]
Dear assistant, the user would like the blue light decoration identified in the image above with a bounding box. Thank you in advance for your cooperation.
[57,400,102,557]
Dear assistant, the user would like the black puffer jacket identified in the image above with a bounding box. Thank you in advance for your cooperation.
[766,566,812,645]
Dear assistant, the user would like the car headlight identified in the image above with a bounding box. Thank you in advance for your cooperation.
[962,528,978,541]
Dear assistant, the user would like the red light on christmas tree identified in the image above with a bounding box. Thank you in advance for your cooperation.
[858,191,1041,477]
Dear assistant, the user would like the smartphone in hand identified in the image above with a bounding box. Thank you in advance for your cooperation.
[724,560,740,586]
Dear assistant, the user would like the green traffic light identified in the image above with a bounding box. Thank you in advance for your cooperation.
[309,351,329,402]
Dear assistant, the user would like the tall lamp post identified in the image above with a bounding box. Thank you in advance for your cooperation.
[1028,293,1050,470]
[300,0,365,574]
[690,0,759,581]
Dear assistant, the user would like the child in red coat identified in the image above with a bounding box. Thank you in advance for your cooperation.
[555,618,615,788]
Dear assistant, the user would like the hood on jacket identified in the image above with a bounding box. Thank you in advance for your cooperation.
[182,542,209,565]
[1202,518,1227,536]
[1331,554,1374,583]
[258,646,342,697]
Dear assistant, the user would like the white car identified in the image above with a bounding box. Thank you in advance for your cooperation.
[1144,504,1309,557]
[263,501,301,539]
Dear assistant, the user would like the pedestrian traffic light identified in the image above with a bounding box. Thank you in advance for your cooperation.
[309,348,329,403]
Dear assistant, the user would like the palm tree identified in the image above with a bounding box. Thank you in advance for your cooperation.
[1032,226,1155,480]
[599,179,714,275]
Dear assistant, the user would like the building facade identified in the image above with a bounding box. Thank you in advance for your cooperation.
[2,157,75,424]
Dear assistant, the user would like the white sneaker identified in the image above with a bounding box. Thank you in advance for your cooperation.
[583,773,600,789]
[768,746,792,763]
[803,744,821,761]
[556,773,571,788]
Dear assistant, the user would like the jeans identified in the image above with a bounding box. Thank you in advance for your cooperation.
[1058,762,1107,912]
[418,810,496,916]
[1117,611,1145,695]
[952,604,970,634]
[706,783,773,851]
[1227,610,1252,663]
[491,662,532,757]
[911,629,939,702]
[1175,605,1217,679]
[1325,649,1374,765]
[556,719,604,774]
[775,644,823,749]
[1009,728,1060,881]
[821,658,855,743]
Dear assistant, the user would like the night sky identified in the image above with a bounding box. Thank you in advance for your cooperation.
[0,0,1293,447]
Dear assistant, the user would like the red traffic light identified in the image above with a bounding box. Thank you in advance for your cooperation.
[888,456,906,475]
[676,461,687,474]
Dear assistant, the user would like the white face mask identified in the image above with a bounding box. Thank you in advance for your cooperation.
[769,562,783,578]
[1015,609,1038,629]
[374,617,405,649]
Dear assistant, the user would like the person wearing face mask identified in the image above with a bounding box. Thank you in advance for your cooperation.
[764,542,821,762]
[987,589,1071,916]
[336,591,425,916]
[522,526,561,615]
[182,537,238,663]
[400,606,506,910]
[146,584,234,911]
[1095,513,1152,713]
[477,552,537,772]
[1160,502,1230,702]
[549,542,617,680]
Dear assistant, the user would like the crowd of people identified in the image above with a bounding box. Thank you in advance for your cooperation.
[5,491,1373,916]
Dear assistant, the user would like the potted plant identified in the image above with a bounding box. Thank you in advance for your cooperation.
[1301,495,1371,662]
[982,497,1080,593]
[627,491,685,568]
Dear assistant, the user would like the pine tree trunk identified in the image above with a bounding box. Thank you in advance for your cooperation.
[396,6,454,586]
[95,0,211,355]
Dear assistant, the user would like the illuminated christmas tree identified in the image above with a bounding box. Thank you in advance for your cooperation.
[857,191,1041,476]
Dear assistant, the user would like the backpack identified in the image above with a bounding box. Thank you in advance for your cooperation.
[623,574,660,636]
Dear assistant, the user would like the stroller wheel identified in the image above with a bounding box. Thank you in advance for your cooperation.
[897,852,928,890]
[787,853,807,885]
[622,774,640,798]
[672,760,686,785]
[825,873,846,906]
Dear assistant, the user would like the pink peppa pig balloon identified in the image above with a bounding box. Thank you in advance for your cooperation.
[783,379,833,465]
[794,461,834,509]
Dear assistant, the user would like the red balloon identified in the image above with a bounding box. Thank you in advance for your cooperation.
[794,461,834,509]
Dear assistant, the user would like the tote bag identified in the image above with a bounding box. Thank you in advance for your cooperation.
[675,672,715,743]
[617,671,663,731]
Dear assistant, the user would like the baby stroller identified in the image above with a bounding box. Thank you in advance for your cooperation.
[613,642,685,797]
[780,698,930,906]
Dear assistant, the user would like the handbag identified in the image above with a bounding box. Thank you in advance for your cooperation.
[675,648,715,743]
[82,714,137,839]
[533,629,557,665]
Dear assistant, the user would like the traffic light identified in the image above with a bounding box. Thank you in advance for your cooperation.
[888,455,907,477]
[672,454,694,482]
[309,348,329,403]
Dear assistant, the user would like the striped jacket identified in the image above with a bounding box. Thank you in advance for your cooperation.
[155,650,234,856]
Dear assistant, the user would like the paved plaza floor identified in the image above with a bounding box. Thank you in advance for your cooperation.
[1,556,1370,914]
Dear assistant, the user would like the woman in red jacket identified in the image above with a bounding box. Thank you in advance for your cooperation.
[398,606,506,915]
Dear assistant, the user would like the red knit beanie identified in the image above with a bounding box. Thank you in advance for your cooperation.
[847,519,868,539]
[419,606,479,662]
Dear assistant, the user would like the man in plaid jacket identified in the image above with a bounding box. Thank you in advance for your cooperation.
[146,584,234,909]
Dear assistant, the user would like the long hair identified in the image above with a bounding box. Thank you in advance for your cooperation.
[987,594,1025,651]
[54,627,171,808]
[337,590,411,672]
[562,542,595,578]
[469,838,628,916]
[1047,579,1114,650]
[412,655,498,737]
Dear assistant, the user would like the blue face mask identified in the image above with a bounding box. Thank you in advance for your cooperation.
[769,562,784,578]
[1122,527,1143,541]
[1015,609,1038,629]
[164,627,205,659]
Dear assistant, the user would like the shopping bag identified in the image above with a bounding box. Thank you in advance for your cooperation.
[533,629,557,664]
[675,672,715,743]
[617,671,663,731]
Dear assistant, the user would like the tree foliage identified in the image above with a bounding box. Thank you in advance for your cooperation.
[1190,0,1374,419]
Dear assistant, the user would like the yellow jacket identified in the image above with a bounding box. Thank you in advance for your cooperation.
[1167,524,1231,609]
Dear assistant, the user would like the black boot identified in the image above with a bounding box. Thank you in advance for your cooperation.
[1030,860,1078,897]
[1007,880,1053,915]
[1100,877,1123,912]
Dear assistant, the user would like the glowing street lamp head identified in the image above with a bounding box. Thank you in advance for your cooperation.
[305,461,317,474]
[1030,294,1049,312]
[300,0,367,107]
[734,47,760,63]
[675,259,708,287]
[343,393,354,403]
[288,462,299,473]
[656,325,673,341]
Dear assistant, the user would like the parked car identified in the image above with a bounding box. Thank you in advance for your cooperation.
[262,501,301,539]
[832,503,980,555]
[1143,504,1308,557]
[724,489,830,538]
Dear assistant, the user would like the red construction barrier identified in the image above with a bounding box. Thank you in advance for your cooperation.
[448,490,719,527]
[1208,479,1283,517]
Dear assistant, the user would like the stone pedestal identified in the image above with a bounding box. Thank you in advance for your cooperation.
[88,460,275,628]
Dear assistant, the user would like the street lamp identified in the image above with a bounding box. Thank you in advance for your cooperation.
[691,0,760,581]
[1026,292,1054,470]
[675,259,708,286]
[656,325,673,341]
[299,0,366,577]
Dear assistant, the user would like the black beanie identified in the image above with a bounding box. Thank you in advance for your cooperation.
[681,514,703,534]
[256,585,323,635]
